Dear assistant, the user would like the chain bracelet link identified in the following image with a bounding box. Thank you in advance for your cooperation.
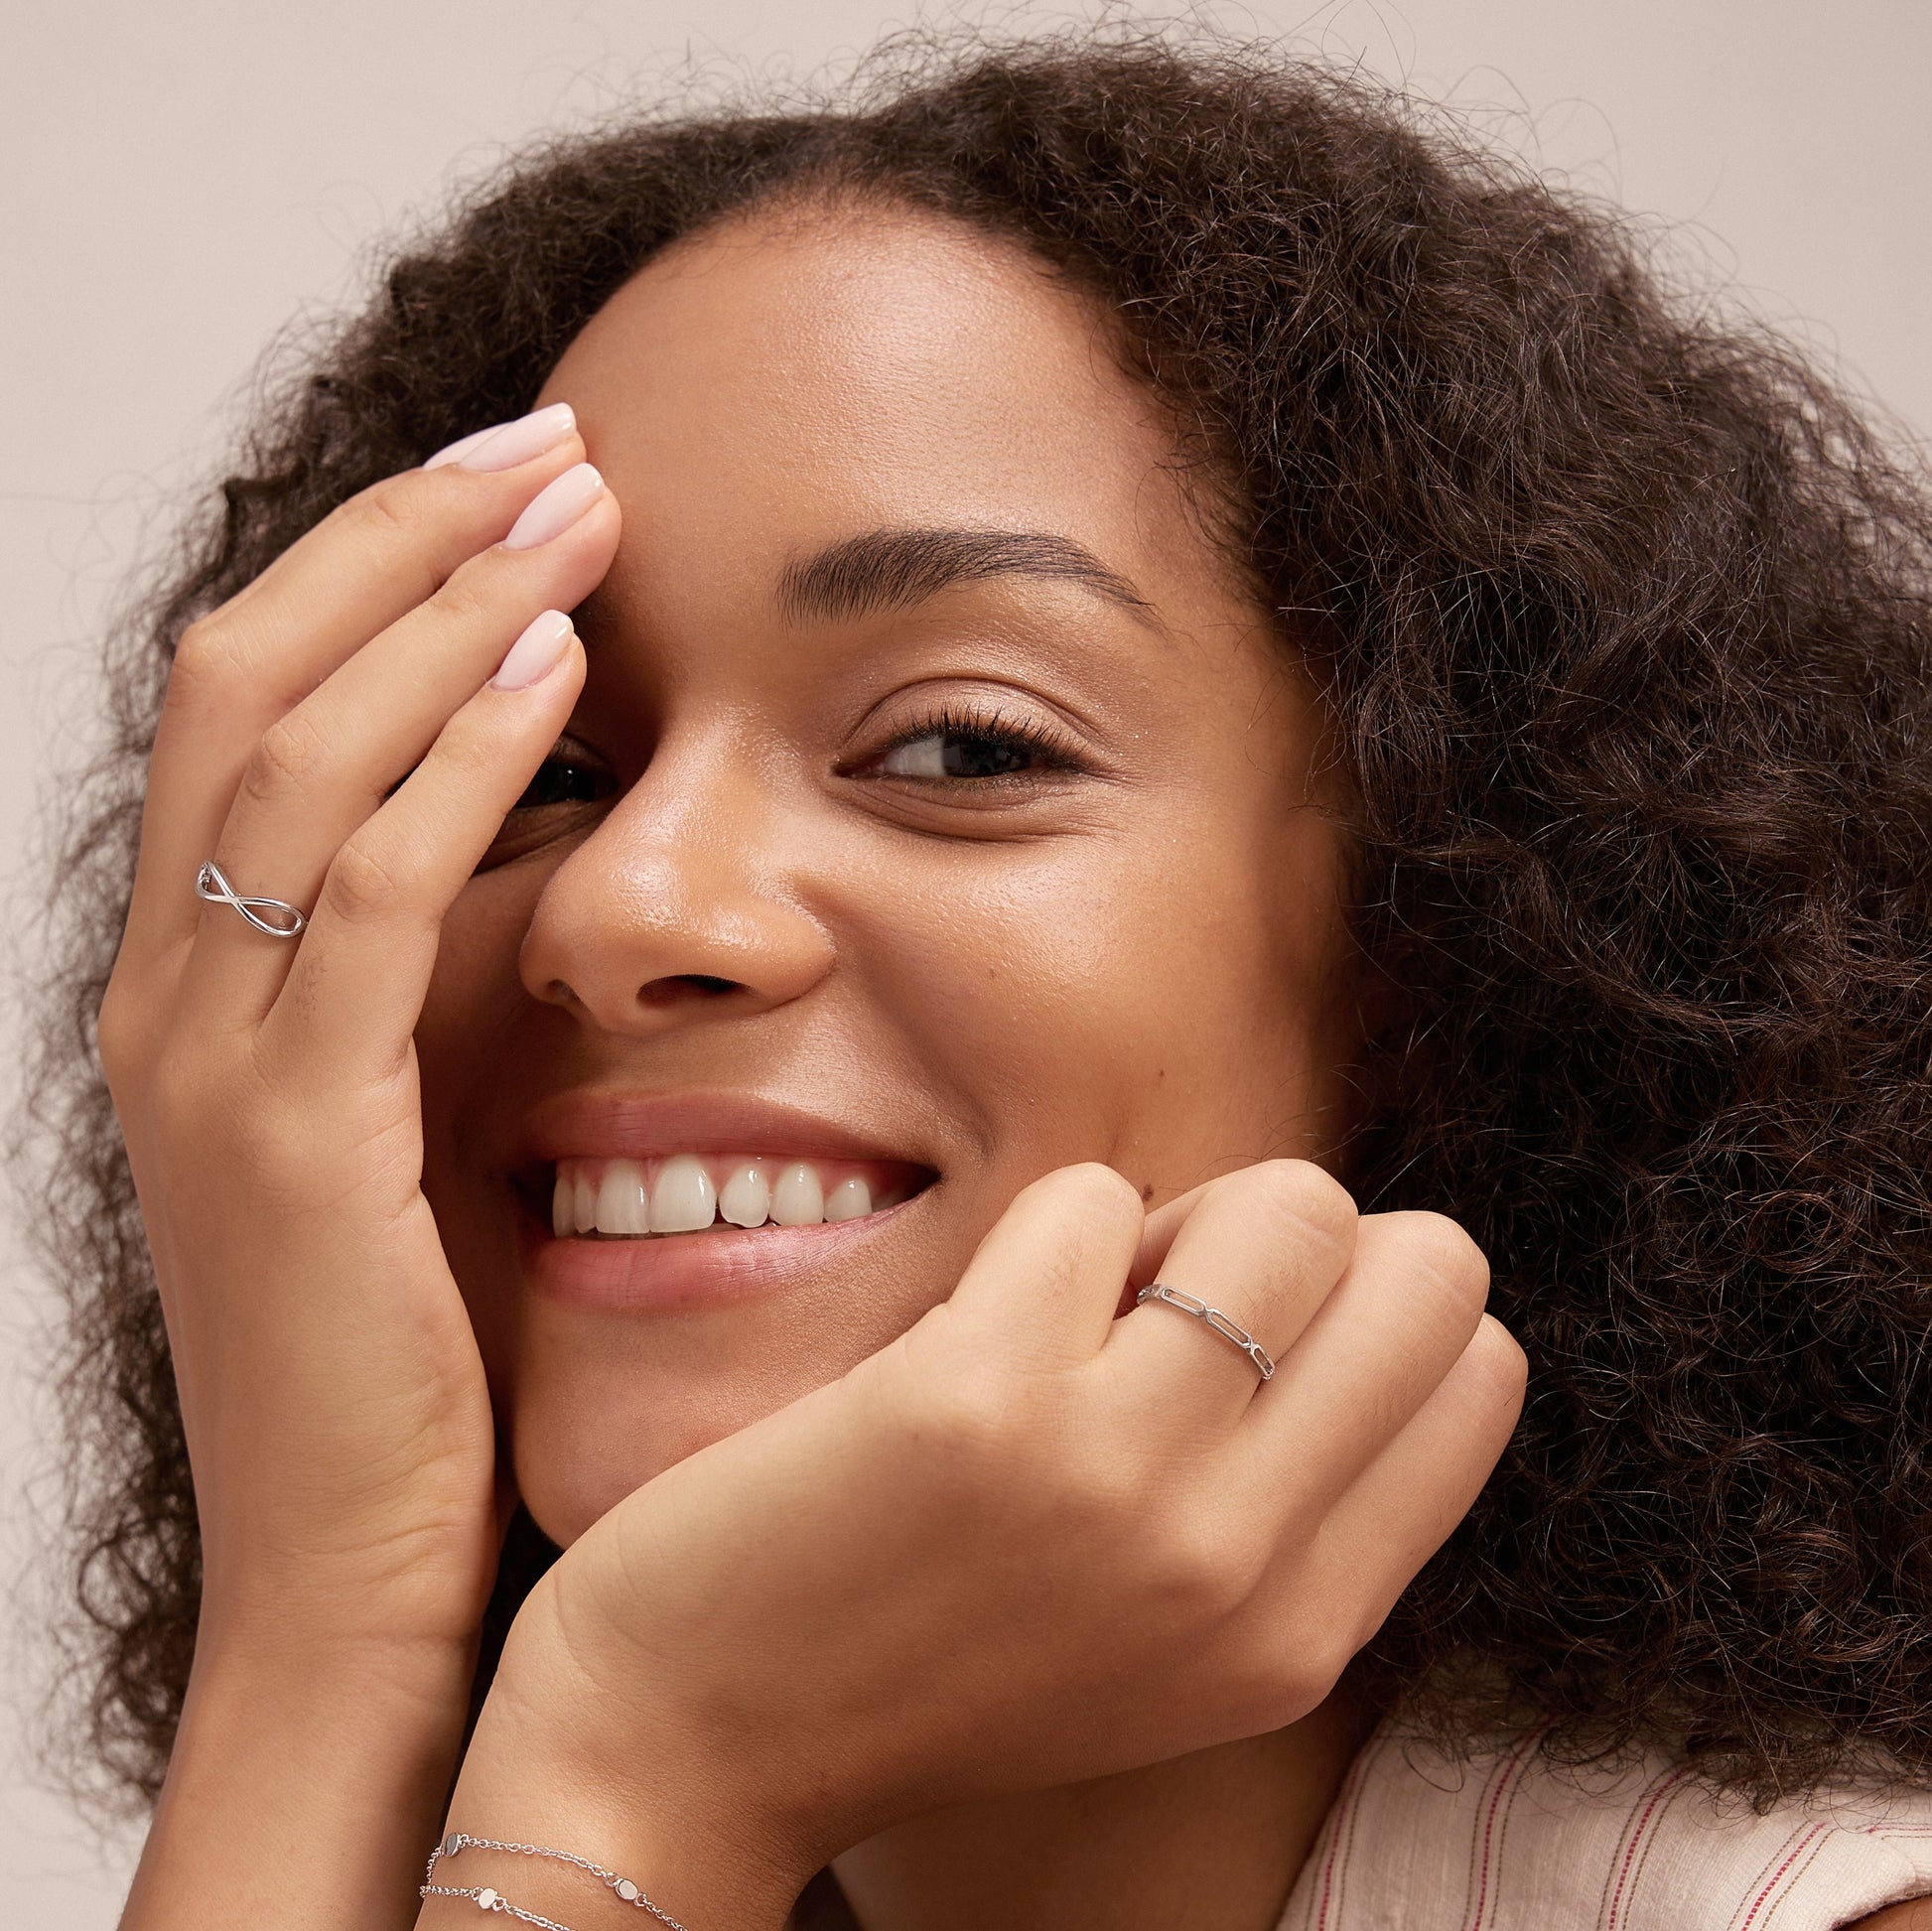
[422,1880,577,1930]
[422,1833,692,1931]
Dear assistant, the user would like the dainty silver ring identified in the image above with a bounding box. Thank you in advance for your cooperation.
[194,860,308,938]
[1135,1283,1276,1383]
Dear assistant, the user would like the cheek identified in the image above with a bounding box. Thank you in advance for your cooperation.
[414,878,548,1377]
[416,881,540,1155]
[841,810,1347,1186]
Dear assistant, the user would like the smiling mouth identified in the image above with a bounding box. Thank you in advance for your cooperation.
[548,1154,931,1239]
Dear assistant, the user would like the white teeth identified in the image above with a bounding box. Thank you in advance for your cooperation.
[550,1155,903,1236]
[719,1161,772,1228]
[824,1175,873,1222]
[650,1155,717,1233]
[594,1158,650,1236]
[770,1162,826,1226]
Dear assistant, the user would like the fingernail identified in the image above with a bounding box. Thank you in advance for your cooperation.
[490,610,574,690]
[425,402,576,472]
[503,463,604,550]
[423,424,498,470]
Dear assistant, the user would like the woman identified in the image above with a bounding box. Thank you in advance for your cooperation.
[33,31,1932,1930]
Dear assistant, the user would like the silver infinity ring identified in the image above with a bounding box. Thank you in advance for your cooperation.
[1135,1283,1276,1383]
[194,861,308,938]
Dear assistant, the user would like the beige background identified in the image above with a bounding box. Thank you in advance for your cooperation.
[2,1,1926,1921]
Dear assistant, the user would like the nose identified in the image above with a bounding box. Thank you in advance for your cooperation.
[518,747,834,1034]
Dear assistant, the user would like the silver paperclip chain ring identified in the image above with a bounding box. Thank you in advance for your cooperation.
[1135,1283,1276,1383]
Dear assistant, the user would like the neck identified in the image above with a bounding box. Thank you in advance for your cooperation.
[830,1691,1370,1931]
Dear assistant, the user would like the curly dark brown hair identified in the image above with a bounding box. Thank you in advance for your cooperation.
[26,27,1932,1813]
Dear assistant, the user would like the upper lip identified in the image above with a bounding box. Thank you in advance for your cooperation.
[513,1088,934,1173]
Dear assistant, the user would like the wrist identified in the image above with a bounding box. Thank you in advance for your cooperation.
[196,1507,500,1662]
[125,1626,478,1931]
[193,1589,483,1690]
[187,1612,480,1746]
[443,1617,816,1931]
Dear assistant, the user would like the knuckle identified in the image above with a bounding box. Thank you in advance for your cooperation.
[322,833,409,924]
[1294,1627,1363,1705]
[1241,1159,1359,1256]
[242,707,331,803]
[1226,1645,1311,1732]
[1047,1161,1146,1224]
[1462,1313,1530,1419]
[1386,1211,1493,1318]
[1230,1624,1344,1726]
[1150,1508,1256,1622]
[426,564,496,632]
[169,614,247,694]
[1001,1164,1145,1288]
[350,472,429,546]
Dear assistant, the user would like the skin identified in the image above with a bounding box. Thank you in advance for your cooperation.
[102,193,1532,1931]
[420,207,1914,1927]
[420,200,1356,1536]
[420,202,1365,1922]
[92,189,1915,1931]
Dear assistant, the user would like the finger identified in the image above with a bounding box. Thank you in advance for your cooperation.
[1100,1161,1358,1433]
[178,468,616,1025]
[1239,1210,1494,1504]
[1127,1173,1218,1282]
[120,410,585,976]
[259,625,587,1081]
[942,1164,1147,1365]
[1258,1313,1525,1655]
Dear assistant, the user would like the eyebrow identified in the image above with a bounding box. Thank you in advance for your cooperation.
[775,526,1158,629]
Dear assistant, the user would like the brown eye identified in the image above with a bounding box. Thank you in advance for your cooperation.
[878,728,1045,778]
[510,752,618,811]
[868,706,1082,782]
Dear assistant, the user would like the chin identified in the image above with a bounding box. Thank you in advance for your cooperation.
[504,1319,876,1546]
[509,1378,761,1547]
[499,1179,969,1545]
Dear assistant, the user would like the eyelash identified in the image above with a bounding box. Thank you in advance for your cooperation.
[508,742,618,813]
[864,702,1087,782]
[504,702,1086,819]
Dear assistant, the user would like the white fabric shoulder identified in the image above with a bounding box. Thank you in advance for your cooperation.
[1278,1725,1932,1931]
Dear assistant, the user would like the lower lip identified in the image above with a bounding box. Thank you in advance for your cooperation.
[524,1196,922,1313]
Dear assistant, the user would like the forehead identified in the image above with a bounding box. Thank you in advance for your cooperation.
[536,201,1217,612]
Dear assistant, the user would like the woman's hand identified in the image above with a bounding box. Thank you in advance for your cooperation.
[100,405,620,1929]
[452,1161,1525,1928]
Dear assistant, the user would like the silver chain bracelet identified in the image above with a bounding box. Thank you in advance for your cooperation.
[422,1832,692,1931]
[421,1878,577,1930]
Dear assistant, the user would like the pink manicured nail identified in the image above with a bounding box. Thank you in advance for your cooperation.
[503,463,604,550]
[423,424,497,470]
[425,402,576,473]
[491,610,574,690]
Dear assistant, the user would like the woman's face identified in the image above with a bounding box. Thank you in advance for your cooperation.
[415,202,1359,1544]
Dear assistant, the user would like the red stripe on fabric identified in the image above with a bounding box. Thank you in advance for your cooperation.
[1312,1743,1375,1931]
[1603,1767,1696,1931]
[1467,1731,1543,1930]
[1737,1824,1829,1930]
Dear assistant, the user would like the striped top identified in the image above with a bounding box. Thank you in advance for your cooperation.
[1278,1725,1932,1931]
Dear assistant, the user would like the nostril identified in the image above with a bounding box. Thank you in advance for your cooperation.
[637,972,741,1008]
